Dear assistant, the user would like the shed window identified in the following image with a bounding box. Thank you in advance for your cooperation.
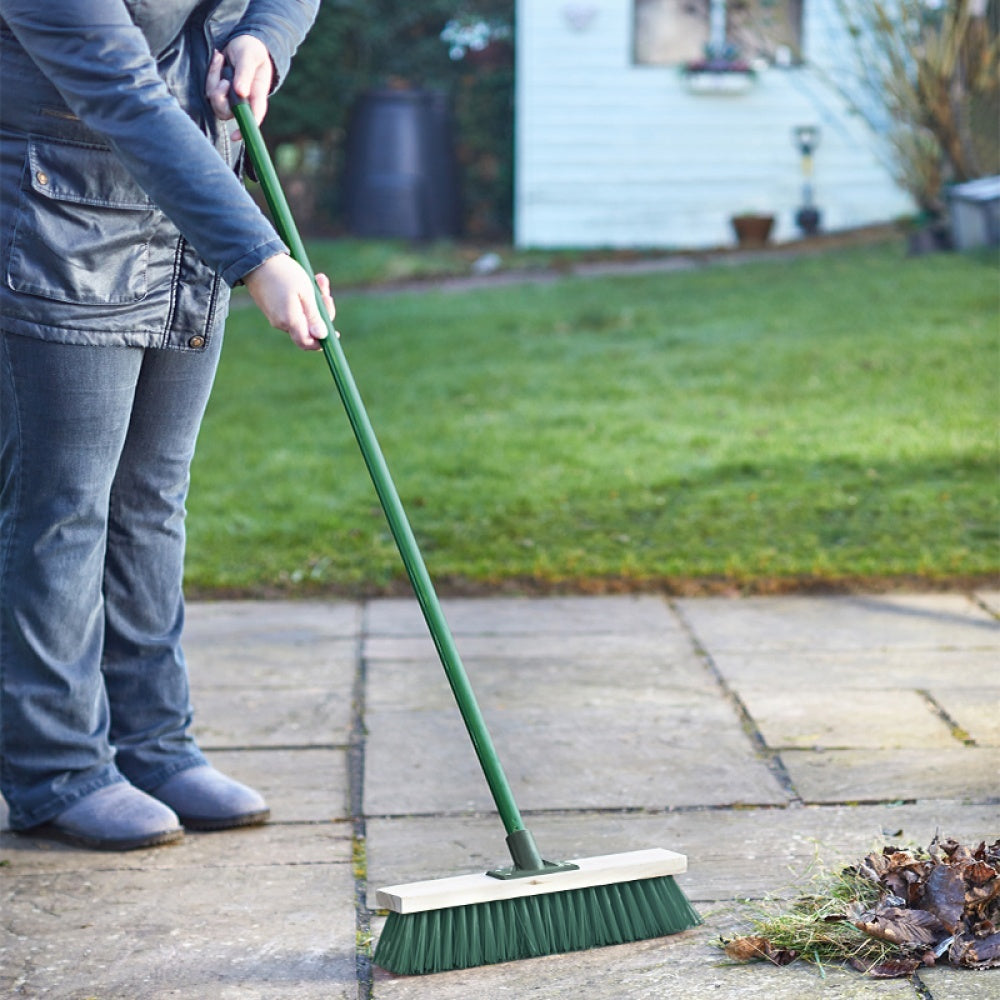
[634,0,804,66]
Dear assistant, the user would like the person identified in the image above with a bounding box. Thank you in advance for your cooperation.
[0,1,334,850]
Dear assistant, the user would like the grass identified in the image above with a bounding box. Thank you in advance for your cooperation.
[264,236,674,288]
[721,863,899,974]
[185,240,999,595]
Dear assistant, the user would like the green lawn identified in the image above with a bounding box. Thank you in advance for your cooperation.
[245,234,673,288]
[186,240,999,595]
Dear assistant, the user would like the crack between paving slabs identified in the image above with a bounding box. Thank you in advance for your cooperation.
[199,743,350,753]
[915,690,979,746]
[352,606,374,1000]
[363,802,808,823]
[669,598,804,806]
[912,969,937,1000]
[969,590,1000,621]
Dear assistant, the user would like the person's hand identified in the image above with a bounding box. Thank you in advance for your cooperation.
[243,254,336,352]
[206,36,274,140]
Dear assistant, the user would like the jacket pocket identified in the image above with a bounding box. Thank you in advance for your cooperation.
[6,138,154,305]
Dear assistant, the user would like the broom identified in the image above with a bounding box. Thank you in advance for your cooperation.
[227,77,701,975]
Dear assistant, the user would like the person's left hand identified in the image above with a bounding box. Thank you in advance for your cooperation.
[206,36,274,140]
[243,254,337,352]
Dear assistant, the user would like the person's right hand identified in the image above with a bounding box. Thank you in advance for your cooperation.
[242,254,335,351]
[206,41,274,142]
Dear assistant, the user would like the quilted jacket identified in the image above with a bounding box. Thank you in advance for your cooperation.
[0,0,318,349]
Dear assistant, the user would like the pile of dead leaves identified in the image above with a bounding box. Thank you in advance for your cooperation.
[723,836,1000,978]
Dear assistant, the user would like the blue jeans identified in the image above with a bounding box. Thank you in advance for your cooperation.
[0,330,222,828]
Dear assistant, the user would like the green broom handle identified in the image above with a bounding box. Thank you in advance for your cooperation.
[228,88,537,856]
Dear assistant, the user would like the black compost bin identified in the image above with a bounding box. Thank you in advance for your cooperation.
[343,89,460,240]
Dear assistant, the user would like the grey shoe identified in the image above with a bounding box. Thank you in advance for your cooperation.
[23,782,184,851]
[150,766,269,831]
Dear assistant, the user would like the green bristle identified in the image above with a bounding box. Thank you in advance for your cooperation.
[374,875,701,976]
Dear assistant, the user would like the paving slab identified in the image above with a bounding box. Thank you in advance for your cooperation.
[708,648,1000,691]
[1,860,356,1000]
[182,599,362,642]
[364,603,786,815]
[364,648,717,713]
[365,594,679,637]
[186,638,358,689]
[204,748,351,823]
[676,594,999,651]
[365,802,999,909]
[365,699,788,814]
[1,820,350,873]
[973,590,1000,616]
[917,967,1000,1000]
[184,601,359,749]
[925,687,1000,746]
[363,631,693,663]
[369,910,919,1000]
[737,687,956,750]
[191,684,352,748]
[779,747,1000,802]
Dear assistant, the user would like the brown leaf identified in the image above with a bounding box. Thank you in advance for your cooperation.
[950,930,1000,969]
[931,836,970,863]
[964,860,998,888]
[922,863,966,932]
[860,852,889,879]
[963,861,1000,916]
[724,935,770,961]
[723,935,797,966]
[767,947,798,966]
[866,957,923,978]
[855,904,948,948]
[872,848,930,903]
[884,850,928,880]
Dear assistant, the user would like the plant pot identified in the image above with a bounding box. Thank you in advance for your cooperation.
[731,214,775,247]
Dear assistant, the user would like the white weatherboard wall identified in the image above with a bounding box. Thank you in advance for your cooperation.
[515,0,914,248]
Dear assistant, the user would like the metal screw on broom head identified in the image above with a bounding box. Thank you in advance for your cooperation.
[225,69,701,974]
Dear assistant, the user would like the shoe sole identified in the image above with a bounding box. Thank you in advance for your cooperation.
[178,808,270,832]
[19,823,184,852]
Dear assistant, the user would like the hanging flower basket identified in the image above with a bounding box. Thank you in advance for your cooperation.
[682,58,757,94]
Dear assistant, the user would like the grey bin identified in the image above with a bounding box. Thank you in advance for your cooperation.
[947,175,1000,250]
[343,89,460,241]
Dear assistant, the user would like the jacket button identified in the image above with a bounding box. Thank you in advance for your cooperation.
[188,335,206,349]
[36,171,49,185]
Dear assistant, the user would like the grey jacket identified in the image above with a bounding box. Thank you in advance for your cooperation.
[0,0,318,350]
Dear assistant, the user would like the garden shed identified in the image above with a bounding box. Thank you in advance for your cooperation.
[514,0,914,248]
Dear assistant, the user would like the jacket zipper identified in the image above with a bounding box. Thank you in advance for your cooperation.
[162,237,186,343]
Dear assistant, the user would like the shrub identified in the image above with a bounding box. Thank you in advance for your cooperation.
[267,1,515,238]
[836,0,999,217]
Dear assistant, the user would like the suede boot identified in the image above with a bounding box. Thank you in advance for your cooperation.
[23,782,183,851]
[150,766,269,831]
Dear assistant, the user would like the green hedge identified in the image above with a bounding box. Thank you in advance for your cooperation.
[267,1,514,238]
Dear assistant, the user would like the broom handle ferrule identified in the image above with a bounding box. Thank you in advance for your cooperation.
[231,97,527,840]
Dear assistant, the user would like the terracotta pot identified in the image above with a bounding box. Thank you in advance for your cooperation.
[731,214,775,247]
